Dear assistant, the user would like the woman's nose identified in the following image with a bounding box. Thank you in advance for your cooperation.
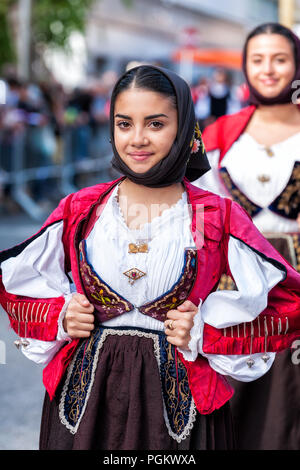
[262,58,274,75]
[131,127,149,146]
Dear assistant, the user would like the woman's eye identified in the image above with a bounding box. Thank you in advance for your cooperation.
[149,121,163,129]
[116,121,130,129]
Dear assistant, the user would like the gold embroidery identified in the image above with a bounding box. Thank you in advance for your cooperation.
[220,170,260,217]
[276,164,300,216]
[293,234,300,273]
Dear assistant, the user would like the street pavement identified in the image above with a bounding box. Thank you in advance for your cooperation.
[0,213,45,450]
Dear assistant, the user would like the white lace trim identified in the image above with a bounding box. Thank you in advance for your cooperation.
[58,328,197,442]
[111,183,189,238]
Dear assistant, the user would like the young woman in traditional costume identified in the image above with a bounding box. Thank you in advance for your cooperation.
[1,64,300,450]
[194,23,300,450]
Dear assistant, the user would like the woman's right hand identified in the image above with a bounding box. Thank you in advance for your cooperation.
[63,293,95,339]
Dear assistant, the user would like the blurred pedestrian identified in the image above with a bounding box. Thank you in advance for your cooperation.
[192,77,210,129]
[1,64,300,451]
[208,68,232,119]
[193,22,300,450]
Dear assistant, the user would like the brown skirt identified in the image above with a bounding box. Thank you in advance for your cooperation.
[39,326,235,451]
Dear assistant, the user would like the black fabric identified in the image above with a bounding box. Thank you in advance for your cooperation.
[109,65,210,187]
[228,349,300,450]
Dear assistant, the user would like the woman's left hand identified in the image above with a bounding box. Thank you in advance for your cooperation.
[297,213,300,231]
[164,300,198,350]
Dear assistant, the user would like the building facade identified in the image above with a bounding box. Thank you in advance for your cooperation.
[85,0,278,81]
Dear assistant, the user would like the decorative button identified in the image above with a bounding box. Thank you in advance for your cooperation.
[257,174,271,183]
[264,147,274,157]
[14,339,29,349]
[246,357,255,368]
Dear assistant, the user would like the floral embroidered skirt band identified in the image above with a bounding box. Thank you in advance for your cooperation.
[39,325,235,450]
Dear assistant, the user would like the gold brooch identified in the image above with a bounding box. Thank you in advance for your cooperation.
[128,242,149,253]
[257,174,271,184]
[264,147,274,157]
[123,268,146,285]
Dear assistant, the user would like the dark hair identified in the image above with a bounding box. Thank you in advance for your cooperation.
[244,22,297,63]
[113,65,177,108]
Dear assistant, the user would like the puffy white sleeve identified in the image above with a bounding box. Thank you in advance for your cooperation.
[1,221,74,365]
[178,236,286,382]
[192,150,228,197]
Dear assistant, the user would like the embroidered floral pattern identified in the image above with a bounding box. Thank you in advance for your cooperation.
[138,249,197,321]
[219,163,300,221]
[191,139,200,154]
[190,121,206,155]
[159,334,196,440]
[79,240,197,323]
[269,162,300,219]
[219,168,262,218]
[79,240,134,322]
[293,233,300,273]
[59,327,102,434]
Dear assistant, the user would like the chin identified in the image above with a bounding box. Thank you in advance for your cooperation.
[257,83,289,98]
[129,165,153,174]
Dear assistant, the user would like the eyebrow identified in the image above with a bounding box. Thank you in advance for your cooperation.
[250,52,290,57]
[115,113,169,120]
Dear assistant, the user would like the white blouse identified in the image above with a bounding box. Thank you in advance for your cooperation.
[195,132,300,233]
[1,184,286,381]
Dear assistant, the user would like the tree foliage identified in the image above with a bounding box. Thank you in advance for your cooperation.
[0,1,16,68]
[0,0,132,71]
[33,0,95,50]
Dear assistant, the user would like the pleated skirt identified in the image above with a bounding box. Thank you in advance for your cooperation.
[39,326,235,451]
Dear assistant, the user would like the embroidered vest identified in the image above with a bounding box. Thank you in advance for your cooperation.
[79,239,198,323]
[219,161,300,220]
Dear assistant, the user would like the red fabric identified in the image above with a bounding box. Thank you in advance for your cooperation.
[202,105,256,165]
[0,276,65,341]
[178,351,234,414]
[43,339,80,400]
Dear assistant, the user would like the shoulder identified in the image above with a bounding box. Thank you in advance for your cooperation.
[187,181,230,237]
[42,178,121,228]
[68,181,115,212]
[202,106,256,152]
[188,180,226,206]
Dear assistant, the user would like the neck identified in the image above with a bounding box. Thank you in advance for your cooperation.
[118,177,184,202]
[256,102,300,123]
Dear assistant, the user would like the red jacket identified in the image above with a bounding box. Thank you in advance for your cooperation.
[202,105,256,166]
[1,177,300,414]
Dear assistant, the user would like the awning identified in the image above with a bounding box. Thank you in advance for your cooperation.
[172,47,242,70]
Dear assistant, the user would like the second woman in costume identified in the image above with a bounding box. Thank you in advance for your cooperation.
[194,23,300,450]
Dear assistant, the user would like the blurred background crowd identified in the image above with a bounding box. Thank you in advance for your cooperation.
[0,0,299,219]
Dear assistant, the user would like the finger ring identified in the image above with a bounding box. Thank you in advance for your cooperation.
[168,320,174,330]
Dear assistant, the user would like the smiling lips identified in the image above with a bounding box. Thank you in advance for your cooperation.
[260,78,279,86]
[128,152,154,161]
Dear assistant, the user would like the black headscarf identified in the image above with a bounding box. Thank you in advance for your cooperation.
[109,65,210,187]
[242,24,300,106]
